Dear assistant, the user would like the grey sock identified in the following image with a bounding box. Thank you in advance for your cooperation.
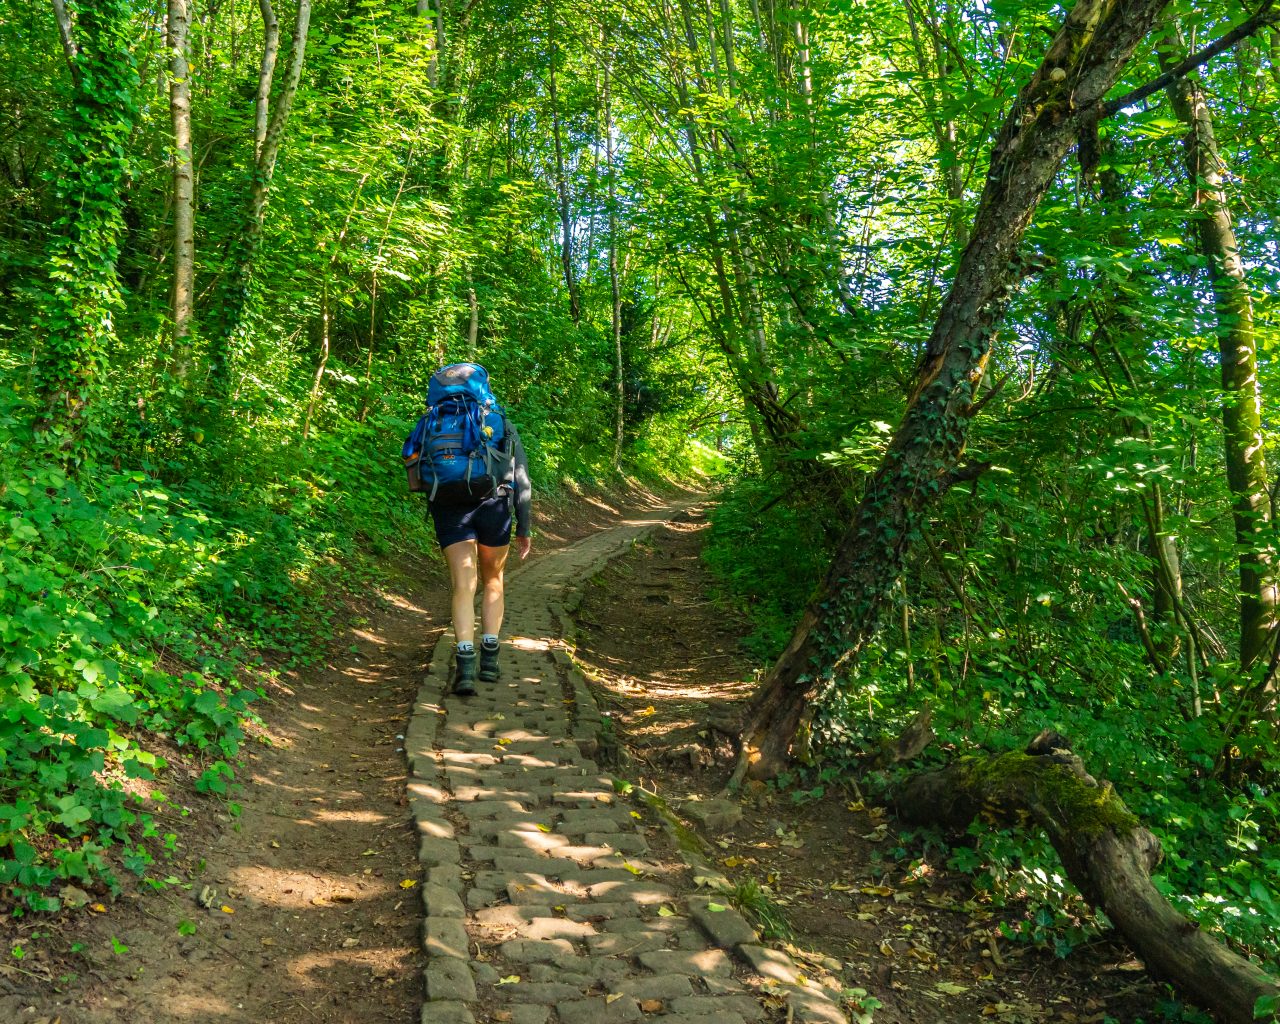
[457,641,475,654]
[481,634,499,649]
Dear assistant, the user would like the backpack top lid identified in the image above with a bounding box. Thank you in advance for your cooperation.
[428,362,496,408]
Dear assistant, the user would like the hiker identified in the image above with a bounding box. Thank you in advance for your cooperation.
[403,363,533,696]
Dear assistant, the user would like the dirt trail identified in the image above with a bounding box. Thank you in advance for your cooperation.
[572,508,1175,1024]
[404,500,844,1024]
[1,488,681,1024]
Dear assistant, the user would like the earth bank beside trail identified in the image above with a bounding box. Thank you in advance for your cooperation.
[571,505,1182,1024]
[0,481,683,1024]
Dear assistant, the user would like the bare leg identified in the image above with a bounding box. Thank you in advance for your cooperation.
[477,543,511,637]
[443,540,479,645]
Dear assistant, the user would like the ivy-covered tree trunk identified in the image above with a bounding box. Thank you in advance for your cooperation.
[734,0,1175,782]
[34,0,137,437]
[1162,42,1277,674]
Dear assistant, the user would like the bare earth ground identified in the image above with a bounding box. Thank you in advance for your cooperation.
[571,506,1177,1024]
[0,483,680,1024]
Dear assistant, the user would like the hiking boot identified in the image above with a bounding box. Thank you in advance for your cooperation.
[452,649,478,697]
[479,640,501,682]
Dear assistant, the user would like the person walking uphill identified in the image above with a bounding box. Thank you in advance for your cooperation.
[403,363,533,696]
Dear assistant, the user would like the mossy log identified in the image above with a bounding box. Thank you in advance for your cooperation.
[893,731,1279,1024]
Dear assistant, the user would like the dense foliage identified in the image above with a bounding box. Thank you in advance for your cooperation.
[1,0,1278,1009]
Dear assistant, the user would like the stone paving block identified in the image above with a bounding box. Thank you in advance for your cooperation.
[568,900,643,922]
[423,916,470,960]
[585,880,673,904]
[495,982,586,1003]
[415,817,456,840]
[458,800,535,819]
[558,844,622,863]
[701,977,746,995]
[428,865,465,890]
[465,888,499,910]
[471,817,556,838]
[585,833,648,855]
[669,996,766,1021]
[474,869,549,892]
[603,915,680,933]
[557,996,642,1024]
[656,1012,746,1024]
[462,843,503,862]
[506,1006,551,1024]
[496,830,572,853]
[422,883,465,918]
[473,961,500,984]
[784,988,847,1024]
[492,854,581,876]
[455,785,543,803]
[674,930,712,951]
[508,880,571,905]
[515,916,598,941]
[528,959,628,985]
[410,754,437,778]
[472,905,556,929]
[555,867,644,886]
[736,944,799,985]
[418,836,461,866]
[637,949,732,977]
[560,808,630,826]
[499,938,576,966]
[688,897,757,950]
[615,974,695,1001]
[441,751,499,767]
[553,790,614,807]
[585,930,671,956]
[407,780,449,806]
[425,957,476,1002]
[419,1000,474,1024]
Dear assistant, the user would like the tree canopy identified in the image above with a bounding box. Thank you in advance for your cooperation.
[2,0,1279,1015]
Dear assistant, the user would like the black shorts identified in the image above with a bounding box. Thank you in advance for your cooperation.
[429,493,512,549]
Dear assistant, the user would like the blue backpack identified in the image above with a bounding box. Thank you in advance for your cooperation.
[403,363,511,503]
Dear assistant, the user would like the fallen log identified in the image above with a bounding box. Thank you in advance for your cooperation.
[893,731,1280,1024]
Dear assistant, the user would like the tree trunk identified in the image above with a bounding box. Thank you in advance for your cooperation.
[360,154,412,422]
[605,61,624,470]
[416,0,442,90]
[303,276,330,442]
[466,278,479,359]
[733,0,1176,783]
[547,2,580,324]
[1162,41,1276,674]
[35,0,136,436]
[894,732,1280,1024]
[304,173,366,438]
[168,0,196,375]
[209,0,311,395]
[253,0,280,160]
[50,0,79,76]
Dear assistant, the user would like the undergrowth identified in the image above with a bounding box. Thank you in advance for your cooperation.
[703,473,1280,972]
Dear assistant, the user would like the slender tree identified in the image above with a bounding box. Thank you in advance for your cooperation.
[168,0,195,376]
[1162,35,1276,675]
[733,0,1177,782]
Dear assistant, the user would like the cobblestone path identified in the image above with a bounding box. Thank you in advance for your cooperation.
[403,507,846,1024]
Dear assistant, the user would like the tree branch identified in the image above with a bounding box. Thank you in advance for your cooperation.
[1101,1,1279,116]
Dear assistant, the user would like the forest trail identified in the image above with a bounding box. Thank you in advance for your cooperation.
[406,502,843,1024]
[7,492,846,1024]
